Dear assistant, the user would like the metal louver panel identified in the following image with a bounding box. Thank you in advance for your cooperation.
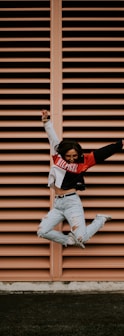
[61,0,124,281]
[0,0,124,283]
[0,0,51,281]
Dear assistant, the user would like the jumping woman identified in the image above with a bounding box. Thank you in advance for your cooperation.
[37,110,124,248]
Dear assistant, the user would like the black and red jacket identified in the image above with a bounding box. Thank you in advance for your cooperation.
[44,120,123,191]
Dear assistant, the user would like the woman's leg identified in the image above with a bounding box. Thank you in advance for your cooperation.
[37,207,69,246]
[64,194,87,247]
[64,194,111,247]
[83,213,112,243]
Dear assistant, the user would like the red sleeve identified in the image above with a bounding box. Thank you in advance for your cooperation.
[76,152,96,173]
[83,152,96,168]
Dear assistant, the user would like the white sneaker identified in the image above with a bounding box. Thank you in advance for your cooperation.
[68,232,85,249]
[67,232,75,245]
[97,214,112,221]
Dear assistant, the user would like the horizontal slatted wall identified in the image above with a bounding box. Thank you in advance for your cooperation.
[0,0,52,281]
[61,0,124,281]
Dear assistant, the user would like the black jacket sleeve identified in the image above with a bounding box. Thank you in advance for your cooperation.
[93,140,123,164]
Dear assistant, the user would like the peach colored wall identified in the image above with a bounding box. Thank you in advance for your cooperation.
[0,0,124,281]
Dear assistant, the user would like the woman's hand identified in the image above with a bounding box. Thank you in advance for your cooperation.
[41,109,49,122]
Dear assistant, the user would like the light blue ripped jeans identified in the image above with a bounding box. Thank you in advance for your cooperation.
[37,193,107,246]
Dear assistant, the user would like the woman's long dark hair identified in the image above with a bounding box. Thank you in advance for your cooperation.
[55,140,83,162]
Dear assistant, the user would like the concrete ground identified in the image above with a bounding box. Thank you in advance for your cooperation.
[0,292,124,336]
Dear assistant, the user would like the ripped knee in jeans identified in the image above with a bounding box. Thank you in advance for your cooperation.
[71,220,84,244]
[37,220,46,236]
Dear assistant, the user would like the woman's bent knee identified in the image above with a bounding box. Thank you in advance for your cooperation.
[37,222,47,237]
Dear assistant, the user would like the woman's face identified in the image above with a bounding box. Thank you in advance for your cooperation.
[64,149,78,163]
